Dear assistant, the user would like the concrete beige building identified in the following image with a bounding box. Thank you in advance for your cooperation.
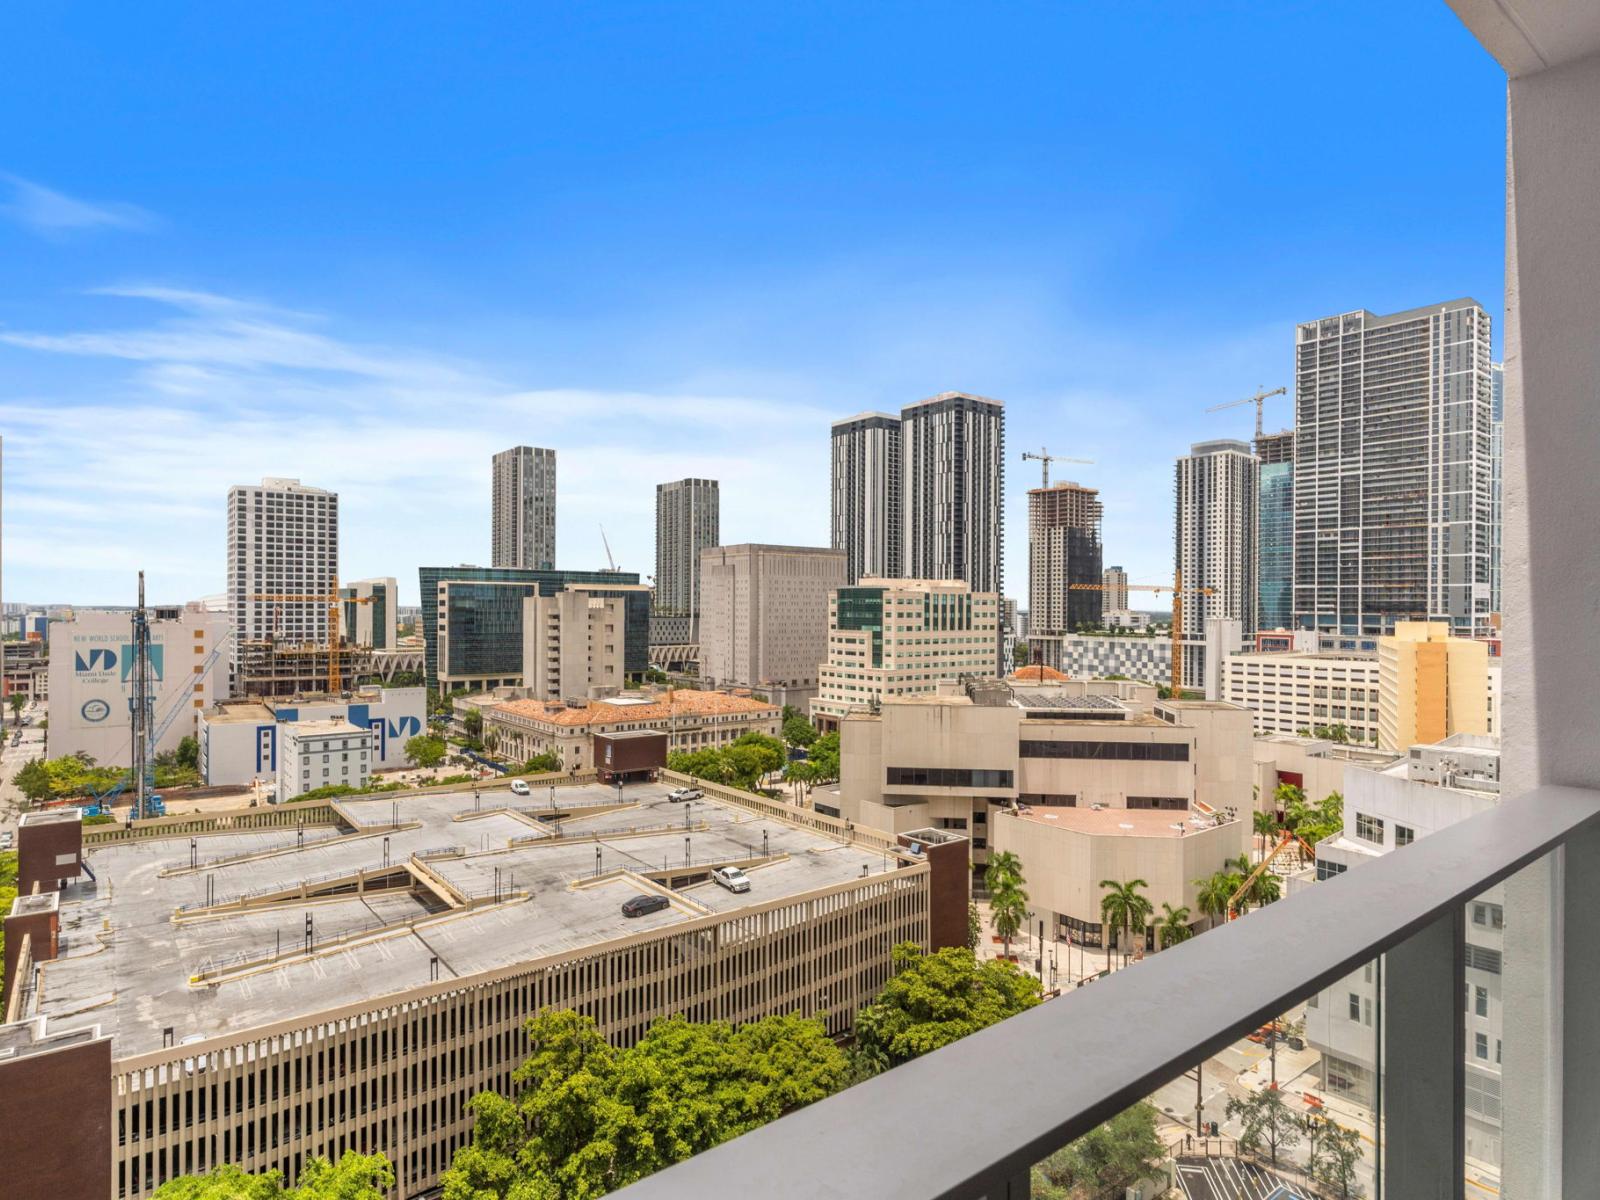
[833,678,1250,940]
[483,688,781,772]
[1377,621,1490,750]
[698,544,846,709]
[811,579,1001,729]
[1222,649,1383,744]
[521,584,650,701]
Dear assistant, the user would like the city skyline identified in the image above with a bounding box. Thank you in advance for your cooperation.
[0,5,1505,607]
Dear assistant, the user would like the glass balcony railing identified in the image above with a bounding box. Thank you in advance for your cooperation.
[608,783,1600,1199]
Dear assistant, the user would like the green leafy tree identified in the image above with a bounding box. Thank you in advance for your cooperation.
[667,748,734,784]
[0,850,16,1009]
[153,1153,394,1199]
[442,1009,848,1200]
[724,732,785,790]
[1031,1103,1164,1198]
[1012,641,1031,668]
[462,708,484,741]
[1226,1086,1300,1167]
[9,692,25,724]
[13,757,52,805]
[852,943,1041,1074]
[1098,878,1152,967]
[404,735,447,769]
[522,752,561,774]
[966,902,982,951]
[805,730,840,783]
[1317,1121,1365,1197]
[1157,902,1192,949]
[1253,809,1278,839]
[781,712,818,749]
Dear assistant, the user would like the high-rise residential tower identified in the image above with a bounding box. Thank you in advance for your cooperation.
[1292,300,1494,638]
[830,413,902,583]
[491,446,557,570]
[1175,440,1259,689]
[1255,429,1295,631]
[653,477,720,644]
[1489,362,1504,620]
[1101,565,1129,617]
[900,391,1005,595]
[227,477,339,688]
[1027,481,1103,640]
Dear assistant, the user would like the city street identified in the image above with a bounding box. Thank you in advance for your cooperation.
[0,694,47,840]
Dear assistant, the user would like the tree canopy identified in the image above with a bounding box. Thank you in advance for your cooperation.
[666,732,786,792]
[405,734,448,769]
[441,1008,849,1200]
[152,1153,394,1199]
[1031,1103,1165,1199]
[852,943,1041,1073]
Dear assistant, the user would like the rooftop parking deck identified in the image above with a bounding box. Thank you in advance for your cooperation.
[27,780,895,1059]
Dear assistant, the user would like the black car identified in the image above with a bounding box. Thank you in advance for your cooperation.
[621,893,671,918]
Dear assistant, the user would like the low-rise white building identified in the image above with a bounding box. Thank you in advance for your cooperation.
[47,603,229,767]
[276,719,373,802]
[1222,650,1382,744]
[1303,734,1503,1170]
[199,687,426,787]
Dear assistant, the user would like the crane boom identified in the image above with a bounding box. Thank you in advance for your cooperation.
[1020,447,1093,490]
[252,574,369,692]
[600,525,617,572]
[1205,385,1288,440]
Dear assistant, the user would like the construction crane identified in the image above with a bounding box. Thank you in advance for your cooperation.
[1021,446,1094,490]
[1227,828,1319,918]
[1206,385,1288,441]
[600,525,619,572]
[1065,571,1214,696]
[251,573,371,693]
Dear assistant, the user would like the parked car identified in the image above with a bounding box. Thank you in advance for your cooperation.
[668,787,702,803]
[622,893,671,918]
[0,831,13,850]
[711,866,751,893]
[509,779,531,796]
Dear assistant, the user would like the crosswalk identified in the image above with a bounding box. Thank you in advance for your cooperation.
[1175,1155,1308,1200]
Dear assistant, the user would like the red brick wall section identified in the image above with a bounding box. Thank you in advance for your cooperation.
[17,818,82,894]
[3,906,58,1002]
[0,1035,112,1200]
[898,833,970,951]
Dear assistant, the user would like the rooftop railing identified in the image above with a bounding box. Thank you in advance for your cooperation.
[609,783,1600,1199]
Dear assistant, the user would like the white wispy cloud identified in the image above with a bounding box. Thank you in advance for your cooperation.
[1,174,156,236]
[0,288,832,604]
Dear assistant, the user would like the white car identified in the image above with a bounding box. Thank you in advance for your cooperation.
[711,866,751,893]
[509,779,531,797]
[668,787,702,803]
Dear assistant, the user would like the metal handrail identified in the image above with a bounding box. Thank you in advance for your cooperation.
[607,784,1600,1199]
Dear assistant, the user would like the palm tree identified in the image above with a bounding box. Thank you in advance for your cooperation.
[1157,902,1193,949]
[1193,871,1233,929]
[990,879,1029,960]
[1098,878,1152,967]
[1253,809,1278,840]
[985,850,1023,896]
[1248,870,1281,908]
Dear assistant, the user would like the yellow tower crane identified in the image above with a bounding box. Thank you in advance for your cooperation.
[250,573,372,693]
[1205,385,1288,440]
[1065,573,1214,697]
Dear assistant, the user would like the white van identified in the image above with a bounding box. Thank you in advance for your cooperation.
[510,779,531,797]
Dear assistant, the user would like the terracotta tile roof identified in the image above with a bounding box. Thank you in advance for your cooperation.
[1007,664,1067,683]
[493,689,779,728]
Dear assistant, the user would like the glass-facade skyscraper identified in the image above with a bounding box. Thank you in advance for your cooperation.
[1256,430,1294,631]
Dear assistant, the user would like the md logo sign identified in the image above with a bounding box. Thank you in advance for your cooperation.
[386,716,422,739]
[75,649,117,673]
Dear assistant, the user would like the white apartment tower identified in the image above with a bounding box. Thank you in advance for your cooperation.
[1293,300,1494,638]
[227,477,339,662]
[1102,565,1129,617]
[830,413,903,583]
[654,478,719,643]
[491,446,557,570]
[901,391,1005,595]
[1175,441,1258,690]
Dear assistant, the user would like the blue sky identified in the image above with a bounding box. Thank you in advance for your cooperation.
[0,3,1505,607]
